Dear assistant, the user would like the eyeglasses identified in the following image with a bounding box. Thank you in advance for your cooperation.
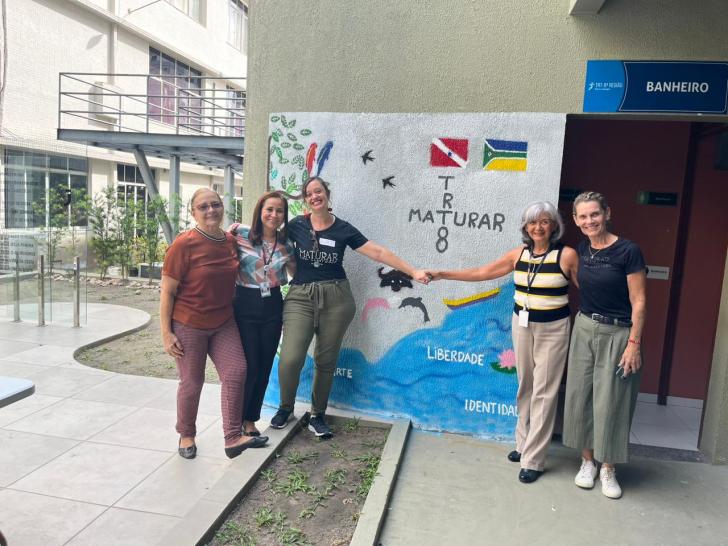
[527,219,552,227]
[194,201,223,212]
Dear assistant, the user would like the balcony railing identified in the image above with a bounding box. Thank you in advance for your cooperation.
[58,73,246,137]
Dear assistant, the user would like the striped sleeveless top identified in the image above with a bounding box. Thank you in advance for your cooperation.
[513,245,570,322]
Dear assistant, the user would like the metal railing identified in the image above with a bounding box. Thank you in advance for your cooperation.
[58,73,246,137]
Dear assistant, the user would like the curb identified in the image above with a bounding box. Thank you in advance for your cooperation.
[159,414,411,546]
[158,416,305,546]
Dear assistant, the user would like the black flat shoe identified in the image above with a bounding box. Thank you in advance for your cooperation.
[507,450,521,463]
[178,440,197,460]
[518,469,543,483]
[224,435,269,459]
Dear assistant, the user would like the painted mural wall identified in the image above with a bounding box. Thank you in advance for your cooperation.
[265,113,566,439]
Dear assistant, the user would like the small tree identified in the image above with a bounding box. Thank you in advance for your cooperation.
[88,187,119,279]
[115,197,138,279]
[139,195,169,284]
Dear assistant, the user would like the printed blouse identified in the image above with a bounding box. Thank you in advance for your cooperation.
[229,223,295,288]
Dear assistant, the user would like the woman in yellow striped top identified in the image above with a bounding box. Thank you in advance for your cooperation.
[427,201,578,484]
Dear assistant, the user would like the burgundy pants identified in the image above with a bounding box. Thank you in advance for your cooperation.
[172,317,246,443]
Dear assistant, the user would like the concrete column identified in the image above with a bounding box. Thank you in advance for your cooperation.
[169,155,181,235]
[700,249,728,465]
[224,165,235,227]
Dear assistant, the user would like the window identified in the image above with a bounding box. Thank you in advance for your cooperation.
[164,0,202,22]
[148,48,203,132]
[117,164,153,237]
[3,149,88,229]
[225,85,245,137]
[228,0,248,53]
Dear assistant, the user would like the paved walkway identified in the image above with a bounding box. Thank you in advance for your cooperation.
[0,304,275,546]
[380,430,728,546]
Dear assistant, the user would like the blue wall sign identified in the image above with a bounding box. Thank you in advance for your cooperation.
[583,60,728,114]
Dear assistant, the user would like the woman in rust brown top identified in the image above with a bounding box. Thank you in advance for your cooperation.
[160,188,268,459]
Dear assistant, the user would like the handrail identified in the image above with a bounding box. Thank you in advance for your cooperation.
[58,72,246,137]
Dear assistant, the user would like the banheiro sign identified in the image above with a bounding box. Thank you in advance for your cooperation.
[583,60,728,114]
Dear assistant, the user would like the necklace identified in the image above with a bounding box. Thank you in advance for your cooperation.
[588,246,603,259]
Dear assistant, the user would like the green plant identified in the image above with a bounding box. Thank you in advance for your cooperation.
[285,450,318,465]
[115,197,138,279]
[329,443,347,459]
[253,506,274,528]
[277,526,310,545]
[138,195,168,284]
[341,417,360,433]
[298,507,315,520]
[214,521,255,545]
[272,470,314,497]
[260,469,276,483]
[355,452,381,498]
[324,468,347,489]
[88,187,120,279]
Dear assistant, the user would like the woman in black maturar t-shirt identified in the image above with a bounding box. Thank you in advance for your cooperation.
[269,177,430,438]
[563,191,647,500]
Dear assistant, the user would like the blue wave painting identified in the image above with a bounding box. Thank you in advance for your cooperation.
[265,283,519,440]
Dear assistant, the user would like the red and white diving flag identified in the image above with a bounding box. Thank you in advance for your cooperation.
[430,138,469,168]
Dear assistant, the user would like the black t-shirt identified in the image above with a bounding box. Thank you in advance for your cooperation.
[288,215,368,284]
[577,238,646,320]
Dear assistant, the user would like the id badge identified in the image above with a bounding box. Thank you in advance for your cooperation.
[518,310,529,328]
[259,281,271,298]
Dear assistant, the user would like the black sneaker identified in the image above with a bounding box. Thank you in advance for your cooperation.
[270,408,291,429]
[308,414,333,439]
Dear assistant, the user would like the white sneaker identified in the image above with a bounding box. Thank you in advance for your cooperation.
[574,458,598,489]
[600,466,622,499]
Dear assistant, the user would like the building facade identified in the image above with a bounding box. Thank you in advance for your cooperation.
[244,0,728,463]
[0,0,248,239]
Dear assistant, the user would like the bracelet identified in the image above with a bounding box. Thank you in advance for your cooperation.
[628,338,640,345]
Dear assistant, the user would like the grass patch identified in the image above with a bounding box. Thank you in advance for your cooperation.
[341,417,361,433]
[355,452,381,499]
[272,470,314,497]
[285,449,319,465]
[215,521,255,545]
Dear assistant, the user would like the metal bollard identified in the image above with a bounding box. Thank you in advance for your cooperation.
[73,256,80,328]
[37,254,45,327]
[13,252,20,322]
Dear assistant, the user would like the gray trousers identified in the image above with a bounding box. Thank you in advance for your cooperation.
[511,314,570,471]
[563,312,642,463]
[277,280,356,415]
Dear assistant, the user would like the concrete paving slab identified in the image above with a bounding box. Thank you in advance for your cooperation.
[116,454,233,517]
[65,507,181,546]
[0,360,47,379]
[0,489,106,546]
[0,339,40,357]
[379,431,728,546]
[89,406,217,452]
[144,381,222,417]
[0,429,79,486]
[5,397,137,440]
[73,374,176,406]
[0,393,63,427]
[0,344,77,366]
[29,365,112,397]
[9,442,171,505]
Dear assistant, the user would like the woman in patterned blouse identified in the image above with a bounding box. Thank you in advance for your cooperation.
[229,191,296,437]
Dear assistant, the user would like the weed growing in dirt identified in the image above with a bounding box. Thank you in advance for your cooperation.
[355,452,381,498]
[260,469,276,484]
[329,443,347,459]
[324,468,347,489]
[253,507,275,528]
[277,526,310,545]
[285,450,319,465]
[272,470,314,496]
[361,438,386,450]
[215,521,255,545]
[341,417,361,433]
